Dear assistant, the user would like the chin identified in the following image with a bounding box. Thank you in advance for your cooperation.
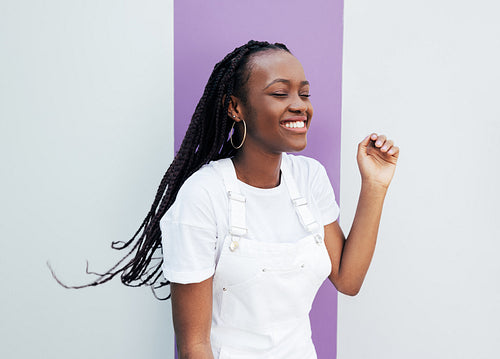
[285,139,307,153]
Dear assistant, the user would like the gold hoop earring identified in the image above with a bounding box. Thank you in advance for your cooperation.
[230,119,246,149]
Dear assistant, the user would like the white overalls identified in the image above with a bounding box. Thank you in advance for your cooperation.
[210,157,332,359]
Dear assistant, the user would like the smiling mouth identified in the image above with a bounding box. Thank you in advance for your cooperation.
[280,117,308,132]
[283,121,305,129]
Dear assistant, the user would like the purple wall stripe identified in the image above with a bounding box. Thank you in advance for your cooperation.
[174,1,344,357]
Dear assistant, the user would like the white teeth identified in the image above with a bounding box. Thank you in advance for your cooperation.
[284,121,305,129]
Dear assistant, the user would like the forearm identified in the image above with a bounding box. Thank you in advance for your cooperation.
[178,343,214,359]
[337,181,387,295]
[171,279,214,359]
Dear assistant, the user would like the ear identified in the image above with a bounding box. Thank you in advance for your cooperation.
[225,95,244,122]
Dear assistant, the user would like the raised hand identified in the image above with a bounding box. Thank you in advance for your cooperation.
[357,133,399,189]
[326,133,399,295]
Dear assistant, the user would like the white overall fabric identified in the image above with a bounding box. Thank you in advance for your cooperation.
[209,158,332,359]
[160,154,339,285]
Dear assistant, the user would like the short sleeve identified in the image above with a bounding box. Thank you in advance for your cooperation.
[311,161,340,226]
[160,173,218,284]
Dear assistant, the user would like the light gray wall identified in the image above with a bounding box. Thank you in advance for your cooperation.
[339,0,500,358]
[0,1,175,358]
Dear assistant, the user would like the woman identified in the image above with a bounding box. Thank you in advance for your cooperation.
[162,41,398,358]
[69,40,398,358]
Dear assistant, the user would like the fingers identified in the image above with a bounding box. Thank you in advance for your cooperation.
[388,145,399,156]
[365,133,399,156]
[374,134,387,148]
[381,139,393,153]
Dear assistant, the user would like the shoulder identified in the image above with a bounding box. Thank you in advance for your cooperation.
[283,153,324,169]
[177,159,228,199]
[284,154,339,224]
[283,153,326,181]
[283,153,334,197]
[164,158,229,223]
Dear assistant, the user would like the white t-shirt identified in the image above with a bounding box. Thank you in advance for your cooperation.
[160,153,340,284]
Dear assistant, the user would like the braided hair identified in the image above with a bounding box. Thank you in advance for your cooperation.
[50,40,291,299]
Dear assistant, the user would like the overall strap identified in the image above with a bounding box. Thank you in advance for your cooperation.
[211,159,247,251]
[280,156,321,236]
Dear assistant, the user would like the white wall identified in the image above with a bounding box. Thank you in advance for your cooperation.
[0,1,175,358]
[339,1,500,358]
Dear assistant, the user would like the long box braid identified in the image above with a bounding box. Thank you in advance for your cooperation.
[49,40,291,299]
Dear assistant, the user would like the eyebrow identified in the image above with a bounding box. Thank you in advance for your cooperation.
[263,78,310,89]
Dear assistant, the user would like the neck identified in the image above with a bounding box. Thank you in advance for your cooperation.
[232,146,282,189]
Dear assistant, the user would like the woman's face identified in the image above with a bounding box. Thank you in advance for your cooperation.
[236,50,313,154]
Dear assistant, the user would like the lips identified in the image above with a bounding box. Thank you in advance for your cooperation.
[280,116,308,132]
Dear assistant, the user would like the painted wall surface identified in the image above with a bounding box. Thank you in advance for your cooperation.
[174,0,344,357]
[0,1,175,358]
[339,0,500,358]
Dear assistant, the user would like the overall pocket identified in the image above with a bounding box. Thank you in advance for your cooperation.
[219,260,319,331]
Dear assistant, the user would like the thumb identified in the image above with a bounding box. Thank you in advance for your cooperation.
[359,134,372,147]
[358,134,372,153]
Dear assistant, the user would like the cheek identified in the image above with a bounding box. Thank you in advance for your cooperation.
[245,100,279,131]
[308,103,314,118]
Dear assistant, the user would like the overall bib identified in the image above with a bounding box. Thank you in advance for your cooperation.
[210,157,332,359]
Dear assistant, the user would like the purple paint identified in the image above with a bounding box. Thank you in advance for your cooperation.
[174,0,344,357]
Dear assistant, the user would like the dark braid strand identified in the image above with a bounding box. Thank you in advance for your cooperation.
[49,40,291,299]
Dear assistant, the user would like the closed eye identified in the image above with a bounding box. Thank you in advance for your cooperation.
[271,93,311,98]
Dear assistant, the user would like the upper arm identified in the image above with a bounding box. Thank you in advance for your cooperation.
[161,171,220,284]
[323,221,346,288]
[171,277,214,358]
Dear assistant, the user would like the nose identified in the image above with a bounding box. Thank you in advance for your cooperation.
[288,94,308,114]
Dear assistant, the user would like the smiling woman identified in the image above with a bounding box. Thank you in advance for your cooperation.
[60,40,399,359]
[228,50,314,186]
